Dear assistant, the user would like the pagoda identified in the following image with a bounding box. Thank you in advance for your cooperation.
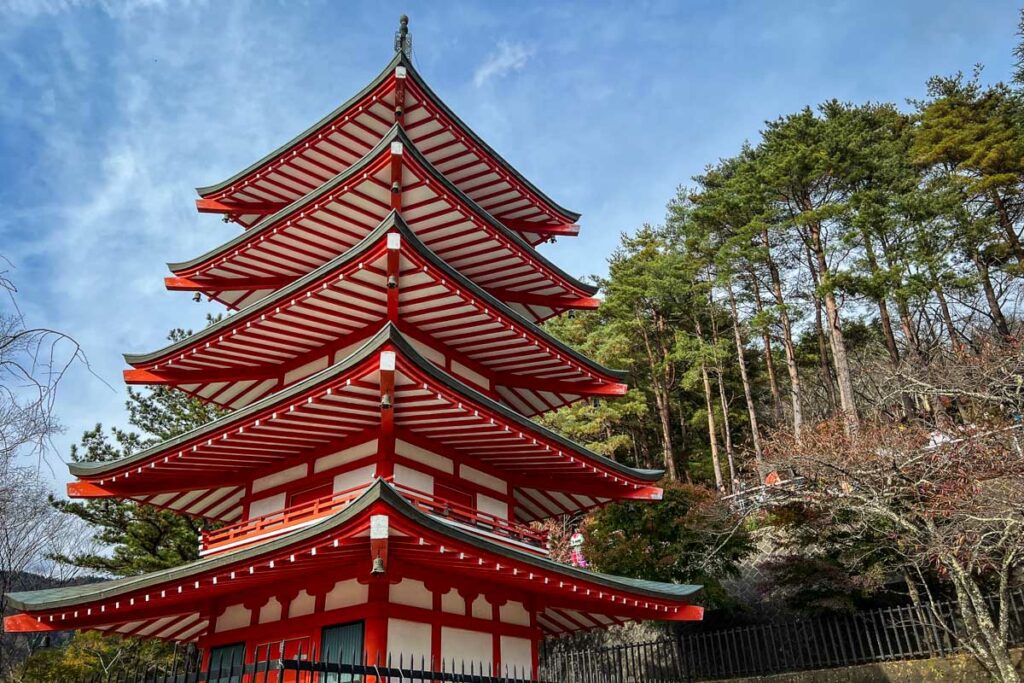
[5,18,702,677]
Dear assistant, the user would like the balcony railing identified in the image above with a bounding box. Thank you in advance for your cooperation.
[200,481,548,555]
[200,484,370,555]
[389,481,548,549]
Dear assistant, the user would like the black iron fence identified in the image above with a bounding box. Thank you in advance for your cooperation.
[59,646,542,682]
[540,637,691,682]
[680,588,1024,680]
[540,588,1024,682]
[52,588,1024,682]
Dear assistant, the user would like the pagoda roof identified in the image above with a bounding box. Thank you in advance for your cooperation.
[74,324,660,523]
[130,213,624,415]
[195,53,579,236]
[6,480,699,640]
[172,127,594,321]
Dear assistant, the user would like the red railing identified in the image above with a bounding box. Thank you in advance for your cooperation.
[389,481,548,548]
[201,484,368,554]
[201,481,548,555]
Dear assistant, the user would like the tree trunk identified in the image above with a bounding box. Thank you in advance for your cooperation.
[930,270,961,347]
[701,361,725,493]
[749,270,784,423]
[695,320,724,492]
[863,232,915,417]
[716,370,737,491]
[727,283,766,477]
[654,393,678,480]
[708,294,737,491]
[676,399,692,483]
[948,557,1021,682]
[807,220,859,429]
[806,249,839,413]
[862,233,902,365]
[637,322,678,479]
[968,243,1012,339]
[763,228,804,436]
[992,191,1024,264]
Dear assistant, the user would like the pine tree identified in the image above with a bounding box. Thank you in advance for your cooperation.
[51,325,225,576]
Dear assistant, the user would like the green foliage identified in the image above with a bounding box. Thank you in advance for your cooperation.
[16,632,180,682]
[51,325,225,577]
[582,482,752,608]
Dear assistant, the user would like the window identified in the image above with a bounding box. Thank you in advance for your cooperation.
[320,621,365,682]
[208,642,245,683]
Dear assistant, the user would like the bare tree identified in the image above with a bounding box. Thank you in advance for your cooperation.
[0,258,92,676]
[765,418,1024,682]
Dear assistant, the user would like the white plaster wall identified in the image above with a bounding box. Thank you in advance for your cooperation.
[288,590,316,618]
[387,618,432,661]
[333,464,376,494]
[476,494,508,521]
[500,636,533,675]
[440,589,463,615]
[393,464,434,495]
[499,601,530,627]
[389,578,433,610]
[283,356,329,385]
[459,465,507,494]
[259,597,282,624]
[333,340,371,364]
[441,627,492,668]
[396,439,453,474]
[252,464,307,493]
[214,604,250,633]
[314,439,378,473]
[471,595,491,620]
[248,492,286,519]
[325,579,367,611]
[406,337,445,365]
[451,360,489,390]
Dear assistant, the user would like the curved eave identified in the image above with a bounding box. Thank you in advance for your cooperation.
[130,212,620,388]
[196,53,579,224]
[9,480,695,614]
[194,53,402,198]
[175,126,596,298]
[76,324,657,485]
[397,54,580,223]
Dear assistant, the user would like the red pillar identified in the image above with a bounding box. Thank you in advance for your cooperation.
[364,578,389,671]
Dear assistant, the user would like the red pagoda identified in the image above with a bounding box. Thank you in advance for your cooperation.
[5,18,702,677]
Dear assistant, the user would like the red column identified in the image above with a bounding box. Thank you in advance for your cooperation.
[376,351,396,480]
[363,578,389,673]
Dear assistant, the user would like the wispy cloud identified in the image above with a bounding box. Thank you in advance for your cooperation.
[473,41,533,87]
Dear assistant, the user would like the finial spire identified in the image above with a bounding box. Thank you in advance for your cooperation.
[394,15,412,58]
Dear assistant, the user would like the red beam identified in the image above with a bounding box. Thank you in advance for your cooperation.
[67,481,116,498]
[500,378,628,396]
[622,486,664,501]
[164,275,296,292]
[486,289,599,309]
[670,605,705,621]
[501,219,580,237]
[3,613,57,633]
[195,198,289,216]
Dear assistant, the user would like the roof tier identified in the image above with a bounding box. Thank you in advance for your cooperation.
[174,128,594,322]
[134,214,624,414]
[6,482,699,641]
[74,325,660,524]
[196,53,579,243]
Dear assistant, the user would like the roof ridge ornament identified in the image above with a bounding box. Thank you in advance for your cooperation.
[394,14,412,58]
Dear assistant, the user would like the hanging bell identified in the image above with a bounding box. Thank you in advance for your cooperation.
[371,556,386,574]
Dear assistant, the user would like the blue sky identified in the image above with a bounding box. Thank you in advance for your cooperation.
[1,0,1021,487]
